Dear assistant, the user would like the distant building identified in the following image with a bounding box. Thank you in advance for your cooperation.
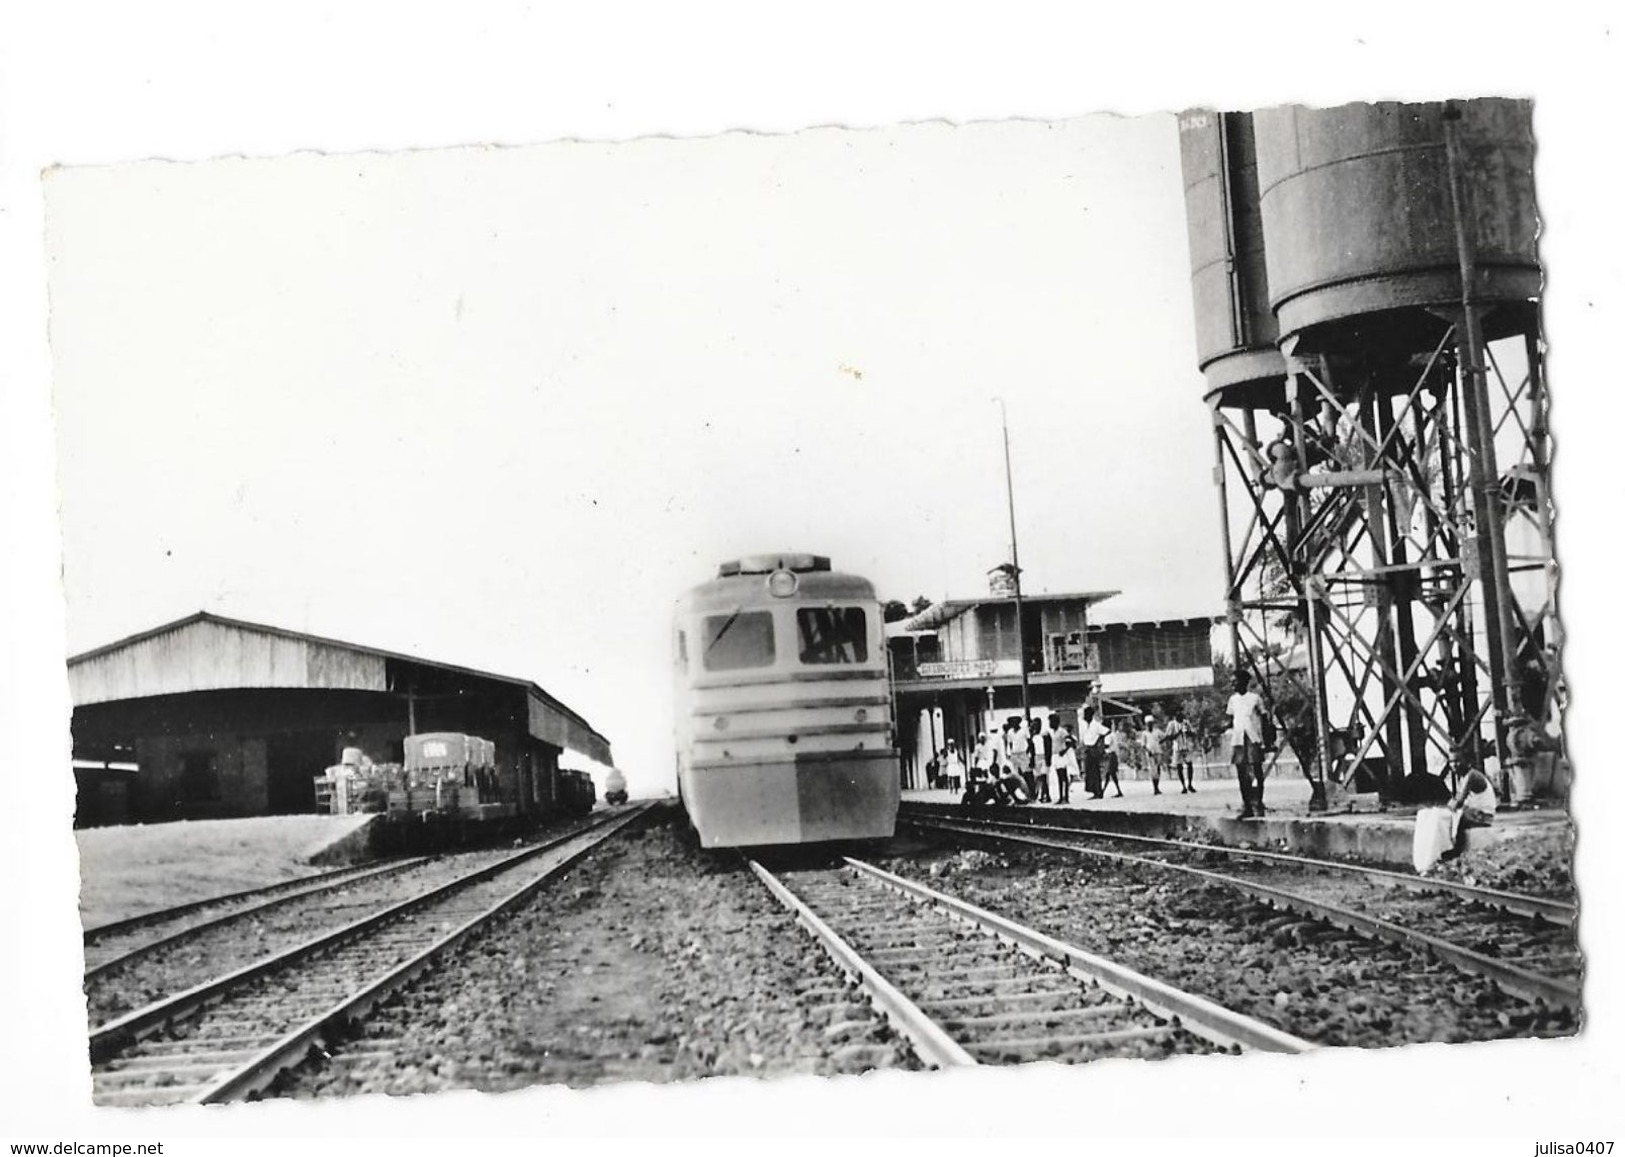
[1092,616,1220,715]
[887,575,1219,787]
[68,612,612,827]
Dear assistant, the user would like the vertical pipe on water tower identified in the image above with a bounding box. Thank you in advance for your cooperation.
[1213,410,1243,670]
[1442,105,1526,792]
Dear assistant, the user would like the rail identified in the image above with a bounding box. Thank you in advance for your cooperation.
[844,857,1313,1055]
[911,815,1580,1012]
[82,856,419,944]
[747,860,976,1068]
[83,857,433,982]
[195,804,651,1103]
[89,805,648,1085]
[749,855,1312,1069]
[907,811,1575,926]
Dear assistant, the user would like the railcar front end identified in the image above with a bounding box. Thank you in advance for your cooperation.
[674,553,900,848]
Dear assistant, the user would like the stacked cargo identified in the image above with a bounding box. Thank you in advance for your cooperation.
[398,732,505,820]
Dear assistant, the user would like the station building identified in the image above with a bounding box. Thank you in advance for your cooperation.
[887,567,1219,787]
[68,612,612,828]
[1091,615,1221,716]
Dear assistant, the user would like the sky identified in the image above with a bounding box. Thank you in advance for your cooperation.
[5,2,1624,1144]
[45,113,1217,794]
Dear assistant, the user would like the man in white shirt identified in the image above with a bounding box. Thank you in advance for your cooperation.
[1103,721,1126,798]
[994,718,1032,804]
[1142,714,1166,796]
[1228,670,1267,818]
[1439,766,1498,862]
[1001,717,1021,766]
[1030,716,1053,802]
[1078,705,1108,799]
[1164,715,1195,793]
[971,732,996,781]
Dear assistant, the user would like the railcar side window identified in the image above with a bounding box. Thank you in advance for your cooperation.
[701,611,776,670]
[797,607,869,664]
[676,629,689,673]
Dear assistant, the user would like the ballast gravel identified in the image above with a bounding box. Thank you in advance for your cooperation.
[879,844,1577,1049]
[84,858,516,1025]
[273,815,914,1098]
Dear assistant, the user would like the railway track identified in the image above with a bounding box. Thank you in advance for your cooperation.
[84,857,422,944]
[83,856,433,980]
[909,815,1581,1012]
[751,855,1312,1067]
[87,804,649,1107]
[83,844,553,1027]
[906,811,1576,918]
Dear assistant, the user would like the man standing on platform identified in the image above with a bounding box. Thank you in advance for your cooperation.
[1165,714,1196,793]
[1103,720,1126,798]
[1050,714,1077,804]
[1004,716,1034,799]
[972,731,997,787]
[1228,670,1267,818]
[1029,716,1053,802]
[1143,713,1166,796]
[1079,705,1107,799]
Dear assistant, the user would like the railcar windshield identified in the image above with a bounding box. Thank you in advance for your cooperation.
[797,606,869,664]
[702,610,776,670]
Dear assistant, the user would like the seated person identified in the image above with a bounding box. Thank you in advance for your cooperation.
[1439,767,1498,862]
[994,758,1031,805]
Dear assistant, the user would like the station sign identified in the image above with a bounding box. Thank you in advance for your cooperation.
[916,659,1017,680]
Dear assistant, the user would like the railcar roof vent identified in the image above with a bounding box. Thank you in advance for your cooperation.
[718,553,832,577]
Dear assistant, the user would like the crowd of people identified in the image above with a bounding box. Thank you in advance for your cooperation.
[930,703,1203,809]
[926,669,1509,869]
[927,671,1279,817]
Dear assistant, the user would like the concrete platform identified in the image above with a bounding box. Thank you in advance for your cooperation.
[901,773,1572,870]
[304,813,383,865]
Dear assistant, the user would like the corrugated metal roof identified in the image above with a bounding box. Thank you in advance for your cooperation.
[67,611,612,765]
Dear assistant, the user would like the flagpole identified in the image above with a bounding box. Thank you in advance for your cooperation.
[995,397,1032,731]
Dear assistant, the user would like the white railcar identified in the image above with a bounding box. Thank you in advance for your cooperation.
[673,553,899,848]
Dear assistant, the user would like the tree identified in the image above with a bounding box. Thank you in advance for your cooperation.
[1179,657,1233,761]
[883,596,934,624]
[1264,665,1320,784]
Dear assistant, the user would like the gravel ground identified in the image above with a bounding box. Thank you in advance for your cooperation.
[905,802,1579,901]
[273,814,915,1098]
[875,843,1578,1049]
[1433,819,1577,896]
[955,833,1583,987]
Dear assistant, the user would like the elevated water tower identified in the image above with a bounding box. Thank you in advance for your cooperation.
[1180,99,1560,806]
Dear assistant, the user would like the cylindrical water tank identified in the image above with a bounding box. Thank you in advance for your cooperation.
[1179,109,1286,405]
[1254,99,1539,348]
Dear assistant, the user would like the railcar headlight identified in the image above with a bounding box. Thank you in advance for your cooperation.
[767,569,799,597]
[854,708,869,723]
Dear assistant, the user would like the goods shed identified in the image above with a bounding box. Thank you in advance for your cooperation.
[68,612,613,827]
